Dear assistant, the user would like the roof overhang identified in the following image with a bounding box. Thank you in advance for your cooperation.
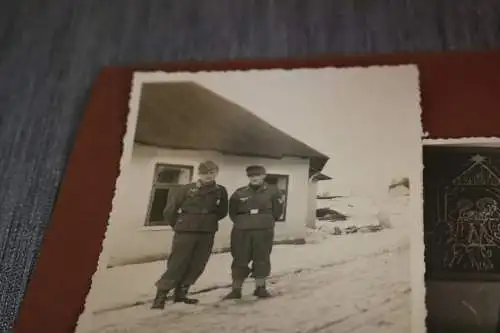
[310,172,332,181]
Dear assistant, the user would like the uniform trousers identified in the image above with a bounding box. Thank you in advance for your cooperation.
[230,228,274,281]
[156,232,215,291]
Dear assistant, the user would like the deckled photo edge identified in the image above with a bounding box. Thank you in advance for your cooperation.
[407,63,427,333]
[129,63,421,80]
[423,137,500,145]
[75,72,148,332]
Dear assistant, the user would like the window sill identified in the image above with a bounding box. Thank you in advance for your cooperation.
[139,225,173,232]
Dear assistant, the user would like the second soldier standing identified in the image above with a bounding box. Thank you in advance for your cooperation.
[152,160,228,309]
[223,165,284,299]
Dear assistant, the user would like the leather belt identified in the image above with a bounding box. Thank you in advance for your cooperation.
[179,209,216,214]
[237,209,272,215]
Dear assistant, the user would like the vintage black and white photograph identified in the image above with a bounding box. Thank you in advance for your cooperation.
[76,66,424,333]
[423,139,500,333]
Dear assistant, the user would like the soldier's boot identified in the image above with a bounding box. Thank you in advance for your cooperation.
[253,286,272,298]
[222,288,242,300]
[173,285,199,305]
[253,278,271,298]
[222,279,244,300]
[151,288,169,309]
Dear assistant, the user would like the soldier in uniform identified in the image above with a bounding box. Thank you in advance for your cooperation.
[223,165,284,299]
[151,160,228,309]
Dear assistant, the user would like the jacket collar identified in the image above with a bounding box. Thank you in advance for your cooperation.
[247,182,268,192]
[196,180,217,189]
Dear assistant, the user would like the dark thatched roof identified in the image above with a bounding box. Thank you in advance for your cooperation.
[134,82,329,175]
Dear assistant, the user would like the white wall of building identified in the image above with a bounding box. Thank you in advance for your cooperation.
[106,143,311,267]
[306,180,318,229]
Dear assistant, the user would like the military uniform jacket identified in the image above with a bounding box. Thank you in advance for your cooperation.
[163,182,229,233]
[229,183,284,230]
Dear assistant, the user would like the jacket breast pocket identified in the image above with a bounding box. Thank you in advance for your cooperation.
[237,196,253,211]
[204,192,220,210]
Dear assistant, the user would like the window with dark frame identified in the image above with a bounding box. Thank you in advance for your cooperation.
[145,164,193,226]
[265,174,289,222]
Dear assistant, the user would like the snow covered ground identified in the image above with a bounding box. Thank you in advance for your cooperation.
[77,195,412,333]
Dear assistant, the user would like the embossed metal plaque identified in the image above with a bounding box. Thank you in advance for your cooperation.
[424,146,500,280]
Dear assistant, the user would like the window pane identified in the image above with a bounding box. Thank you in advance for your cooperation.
[266,175,278,185]
[266,175,288,191]
[156,167,182,184]
[266,174,288,221]
[276,177,288,191]
[148,188,170,225]
[155,165,192,185]
[178,168,192,184]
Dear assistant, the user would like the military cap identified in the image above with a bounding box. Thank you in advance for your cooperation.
[246,165,266,176]
[198,160,219,174]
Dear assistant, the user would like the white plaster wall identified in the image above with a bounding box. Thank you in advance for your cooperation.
[107,144,310,267]
[306,181,318,229]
